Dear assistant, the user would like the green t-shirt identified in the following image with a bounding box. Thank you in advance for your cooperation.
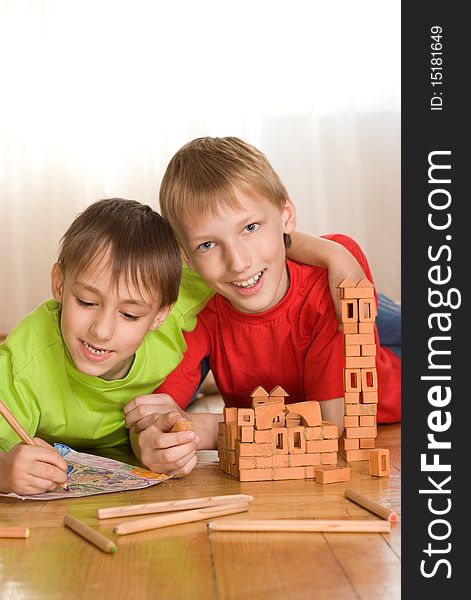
[0,266,212,452]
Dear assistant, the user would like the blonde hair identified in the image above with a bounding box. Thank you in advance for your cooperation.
[159,137,291,246]
[58,198,181,307]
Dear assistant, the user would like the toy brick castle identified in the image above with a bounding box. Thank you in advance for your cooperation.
[217,278,389,482]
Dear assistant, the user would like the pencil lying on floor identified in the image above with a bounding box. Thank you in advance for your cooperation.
[0,526,30,539]
[344,489,398,522]
[97,493,254,520]
[64,514,117,554]
[0,397,69,491]
[207,519,391,533]
[114,501,250,535]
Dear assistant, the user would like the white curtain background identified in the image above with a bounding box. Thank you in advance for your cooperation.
[0,0,400,333]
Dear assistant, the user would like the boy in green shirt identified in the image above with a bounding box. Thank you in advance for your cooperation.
[0,198,208,495]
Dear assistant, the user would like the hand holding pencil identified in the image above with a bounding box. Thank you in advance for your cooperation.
[0,397,69,495]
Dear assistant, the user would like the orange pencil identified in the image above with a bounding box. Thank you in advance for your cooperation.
[0,526,30,538]
[0,397,68,491]
[0,398,35,445]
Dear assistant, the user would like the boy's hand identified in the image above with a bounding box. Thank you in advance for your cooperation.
[124,393,186,433]
[138,410,200,477]
[0,439,69,495]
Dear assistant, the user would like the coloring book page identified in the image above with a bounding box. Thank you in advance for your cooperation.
[1,444,168,500]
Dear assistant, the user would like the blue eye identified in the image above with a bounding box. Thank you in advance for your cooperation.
[196,241,215,252]
[244,223,259,233]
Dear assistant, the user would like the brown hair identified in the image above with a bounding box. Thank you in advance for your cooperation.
[58,198,181,307]
[159,137,291,247]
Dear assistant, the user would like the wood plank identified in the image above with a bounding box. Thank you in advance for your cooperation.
[210,532,358,600]
[0,423,401,599]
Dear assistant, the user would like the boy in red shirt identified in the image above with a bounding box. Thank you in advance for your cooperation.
[127,137,400,476]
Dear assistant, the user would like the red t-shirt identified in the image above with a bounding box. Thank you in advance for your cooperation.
[156,235,401,423]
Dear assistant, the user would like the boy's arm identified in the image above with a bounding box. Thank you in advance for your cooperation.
[287,232,366,326]
[124,315,212,432]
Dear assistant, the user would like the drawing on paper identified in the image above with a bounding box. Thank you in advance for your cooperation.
[2,444,168,501]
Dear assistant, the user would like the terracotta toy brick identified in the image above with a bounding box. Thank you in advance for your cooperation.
[237,408,255,426]
[344,333,375,346]
[344,415,359,428]
[342,323,359,334]
[237,456,256,470]
[345,404,362,416]
[359,298,377,322]
[289,453,321,467]
[171,419,194,432]
[361,368,378,392]
[272,466,305,480]
[315,466,351,484]
[268,385,289,405]
[341,299,359,323]
[285,416,302,428]
[288,427,307,454]
[358,322,375,334]
[250,386,269,407]
[344,392,360,404]
[239,426,254,443]
[321,422,338,439]
[272,428,289,454]
[239,468,272,481]
[344,368,362,392]
[345,356,377,369]
[339,436,359,450]
[337,278,357,298]
[305,426,322,440]
[286,401,322,426]
[306,439,338,453]
[361,391,378,404]
[254,401,285,430]
[359,438,376,449]
[344,426,377,439]
[254,429,273,443]
[321,452,338,465]
[359,415,376,427]
[369,448,390,476]
[224,407,238,422]
[361,344,377,356]
[358,404,377,416]
[345,344,361,356]
[343,448,371,461]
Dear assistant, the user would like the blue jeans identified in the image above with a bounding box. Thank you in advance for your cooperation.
[191,292,401,402]
[376,292,401,358]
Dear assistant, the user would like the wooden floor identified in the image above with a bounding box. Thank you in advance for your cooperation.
[0,424,400,599]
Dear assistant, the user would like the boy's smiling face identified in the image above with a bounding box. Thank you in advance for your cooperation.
[51,255,170,380]
[181,189,296,314]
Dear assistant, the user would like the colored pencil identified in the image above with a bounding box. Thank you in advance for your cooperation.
[0,397,69,491]
[114,501,250,535]
[0,526,30,538]
[63,514,117,554]
[344,489,398,522]
[97,493,254,520]
[0,398,35,445]
[207,519,391,533]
